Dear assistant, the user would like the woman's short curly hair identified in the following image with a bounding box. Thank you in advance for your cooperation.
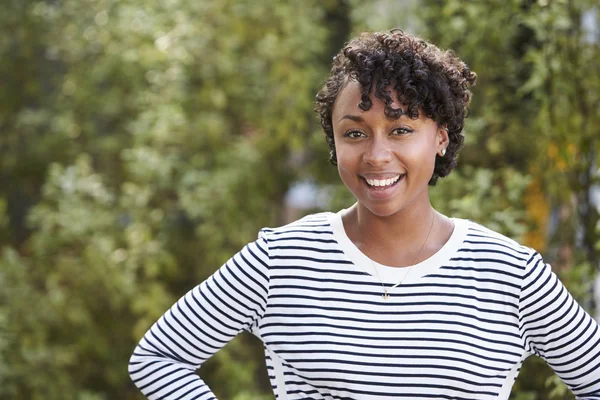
[315,29,477,185]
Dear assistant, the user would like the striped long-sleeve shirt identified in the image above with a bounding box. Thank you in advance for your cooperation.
[129,210,600,399]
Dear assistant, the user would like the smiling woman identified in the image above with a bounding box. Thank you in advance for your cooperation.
[129,29,600,400]
[332,80,445,220]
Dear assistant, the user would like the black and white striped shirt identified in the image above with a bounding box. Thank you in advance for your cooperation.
[129,210,600,399]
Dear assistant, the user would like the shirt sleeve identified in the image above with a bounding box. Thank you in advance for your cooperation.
[519,251,600,399]
[128,233,271,400]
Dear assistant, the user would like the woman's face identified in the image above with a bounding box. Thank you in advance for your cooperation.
[331,80,448,218]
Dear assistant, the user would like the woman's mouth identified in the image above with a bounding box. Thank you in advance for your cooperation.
[364,174,405,189]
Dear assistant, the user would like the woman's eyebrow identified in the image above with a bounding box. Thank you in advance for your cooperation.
[338,113,410,123]
[338,114,363,123]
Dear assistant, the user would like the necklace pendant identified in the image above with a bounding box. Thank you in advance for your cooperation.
[382,293,390,300]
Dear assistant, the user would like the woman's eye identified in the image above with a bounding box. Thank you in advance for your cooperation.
[392,127,412,136]
[343,130,366,139]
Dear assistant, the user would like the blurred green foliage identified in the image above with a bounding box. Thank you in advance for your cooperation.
[0,0,598,399]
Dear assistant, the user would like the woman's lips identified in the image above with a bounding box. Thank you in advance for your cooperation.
[362,174,406,196]
[364,174,402,187]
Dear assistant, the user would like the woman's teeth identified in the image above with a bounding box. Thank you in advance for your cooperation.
[365,175,401,187]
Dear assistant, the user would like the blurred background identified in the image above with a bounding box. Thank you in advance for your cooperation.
[1,0,599,399]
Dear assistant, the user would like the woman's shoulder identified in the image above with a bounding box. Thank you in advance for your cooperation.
[455,218,536,262]
[258,211,336,240]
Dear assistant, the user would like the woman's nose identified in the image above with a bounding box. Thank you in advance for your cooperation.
[363,136,393,166]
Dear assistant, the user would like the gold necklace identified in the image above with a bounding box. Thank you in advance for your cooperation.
[357,211,436,300]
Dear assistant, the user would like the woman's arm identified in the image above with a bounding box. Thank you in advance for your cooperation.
[519,251,600,398]
[128,235,270,399]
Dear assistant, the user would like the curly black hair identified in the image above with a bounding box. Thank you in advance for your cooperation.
[315,29,477,185]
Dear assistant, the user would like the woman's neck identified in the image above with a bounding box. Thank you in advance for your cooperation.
[343,202,452,267]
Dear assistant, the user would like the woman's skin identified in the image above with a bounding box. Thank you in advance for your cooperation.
[334,79,455,267]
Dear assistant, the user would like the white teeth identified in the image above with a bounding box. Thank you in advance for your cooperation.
[365,175,401,187]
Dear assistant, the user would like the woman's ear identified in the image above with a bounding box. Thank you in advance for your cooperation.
[437,127,449,156]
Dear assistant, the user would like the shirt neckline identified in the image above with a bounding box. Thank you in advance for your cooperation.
[328,208,469,283]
